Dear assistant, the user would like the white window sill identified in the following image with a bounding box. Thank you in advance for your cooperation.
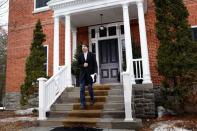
[33,6,50,14]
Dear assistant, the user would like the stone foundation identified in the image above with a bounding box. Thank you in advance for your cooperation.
[132,84,156,118]
[5,92,21,110]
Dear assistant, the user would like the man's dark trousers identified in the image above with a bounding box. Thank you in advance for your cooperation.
[80,74,94,107]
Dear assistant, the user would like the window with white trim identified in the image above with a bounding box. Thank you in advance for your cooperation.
[35,0,50,9]
[191,27,197,41]
[43,45,48,75]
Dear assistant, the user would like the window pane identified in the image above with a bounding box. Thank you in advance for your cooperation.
[108,26,116,36]
[36,0,50,8]
[192,27,197,41]
[99,27,107,37]
[121,39,126,71]
[43,46,48,73]
[92,43,96,53]
[120,25,124,35]
[91,29,95,38]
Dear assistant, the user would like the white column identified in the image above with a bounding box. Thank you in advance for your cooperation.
[53,16,60,75]
[72,28,77,59]
[137,1,152,83]
[122,3,135,82]
[65,15,72,86]
[122,3,134,122]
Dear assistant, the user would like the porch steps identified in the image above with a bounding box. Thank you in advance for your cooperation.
[39,84,142,130]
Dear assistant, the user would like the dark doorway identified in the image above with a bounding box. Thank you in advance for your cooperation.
[98,39,119,84]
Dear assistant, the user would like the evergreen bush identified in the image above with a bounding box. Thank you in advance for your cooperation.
[154,0,197,111]
[71,43,82,86]
[20,20,47,105]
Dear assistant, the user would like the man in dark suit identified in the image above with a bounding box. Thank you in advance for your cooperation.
[78,44,98,109]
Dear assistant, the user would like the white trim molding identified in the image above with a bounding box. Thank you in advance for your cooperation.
[48,0,146,16]
[89,22,124,84]
[191,25,197,28]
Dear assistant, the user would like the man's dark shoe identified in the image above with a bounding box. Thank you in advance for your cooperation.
[90,99,95,106]
[80,104,86,109]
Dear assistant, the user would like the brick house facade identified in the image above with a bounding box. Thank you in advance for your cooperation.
[5,0,197,112]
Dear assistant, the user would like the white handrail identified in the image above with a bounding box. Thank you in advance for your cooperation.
[37,65,72,120]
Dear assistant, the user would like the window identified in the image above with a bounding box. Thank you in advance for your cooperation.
[99,27,107,37]
[121,39,126,71]
[120,25,124,35]
[192,27,197,41]
[91,29,96,38]
[92,43,96,53]
[108,26,117,36]
[43,45,48,75]
[35,0,50,9]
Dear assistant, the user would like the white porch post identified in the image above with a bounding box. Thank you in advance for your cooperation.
[137,1,152,83]
[122,3,134,121]
[72,28,77,59]
[38,77,47,120]
[122,3,134,76]
[65,14,72,86]
[53,16,60,75]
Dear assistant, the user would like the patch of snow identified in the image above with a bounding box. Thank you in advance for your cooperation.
[0,107,5,110]
[151,120,191,131]
[157,106,177,118]
[0,117,37,123]
[157,106,166,118]
[15,108,38,115]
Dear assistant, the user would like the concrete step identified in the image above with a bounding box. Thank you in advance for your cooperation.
[48,110,125,118]
[103,103,124,111]
[63,89,123,97]
[73,102,105,110]
[38,118,142,130]
[69,86,111,91]
[56,95,124,104]
[51,102,124,111]
[68,87,123,92]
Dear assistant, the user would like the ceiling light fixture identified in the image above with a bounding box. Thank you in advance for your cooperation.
[99,14,105,31]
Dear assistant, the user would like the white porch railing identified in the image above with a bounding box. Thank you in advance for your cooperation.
[133,58,143,80]
[122,58,143,121]
[37,65,72,120]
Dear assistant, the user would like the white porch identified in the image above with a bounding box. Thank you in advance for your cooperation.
[37,0,152,121]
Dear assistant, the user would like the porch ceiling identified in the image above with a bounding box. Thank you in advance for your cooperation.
[70,5,138,27]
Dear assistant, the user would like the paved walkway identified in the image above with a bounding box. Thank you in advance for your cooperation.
[22,127,134,131]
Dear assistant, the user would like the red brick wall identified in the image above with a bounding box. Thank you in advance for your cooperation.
[6,0,54,92]
[145,0,163,86]
[59,20,65,66]
[6,0,197,93]
[77,27,89,44]
[185,1,197,25]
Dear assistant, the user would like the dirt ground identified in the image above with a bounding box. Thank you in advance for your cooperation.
[0,111,37,131]
[140,114,197,131]
[0,111,197,131]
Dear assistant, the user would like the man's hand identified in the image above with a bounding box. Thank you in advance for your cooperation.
[84,63,88,67]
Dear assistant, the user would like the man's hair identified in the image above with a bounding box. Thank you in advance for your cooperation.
[82,44,89,48]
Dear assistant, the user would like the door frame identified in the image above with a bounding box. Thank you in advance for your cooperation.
[89,22,125,84]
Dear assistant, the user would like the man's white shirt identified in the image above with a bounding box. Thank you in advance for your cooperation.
[84,52,88,61]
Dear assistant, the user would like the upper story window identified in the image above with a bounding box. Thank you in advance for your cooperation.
[35,0,50,9]
[191,27,197,41]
